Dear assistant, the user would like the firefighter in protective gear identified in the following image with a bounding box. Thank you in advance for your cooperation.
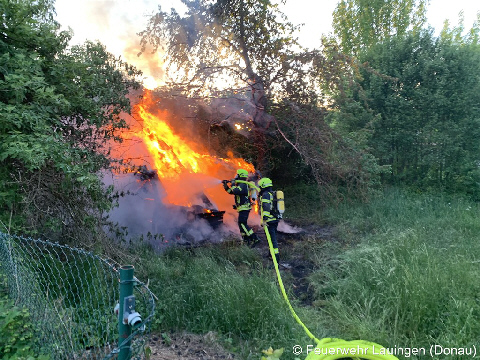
[258,177,280,262]
[223,169,259,247]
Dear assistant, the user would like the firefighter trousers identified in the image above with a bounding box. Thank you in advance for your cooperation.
[265,220,279,252]
[238,210,255,242]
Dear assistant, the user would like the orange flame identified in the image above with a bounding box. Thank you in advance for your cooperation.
[135,91,254,180]
[123,90,256,210]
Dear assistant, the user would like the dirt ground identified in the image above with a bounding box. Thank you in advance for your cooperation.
[146,222,332,360]
[147,331,237,360]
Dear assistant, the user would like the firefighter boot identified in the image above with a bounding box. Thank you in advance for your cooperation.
[268,249,279,263]
[249,234,260,248]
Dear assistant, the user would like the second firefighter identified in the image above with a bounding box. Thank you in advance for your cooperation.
[258,177,280,263]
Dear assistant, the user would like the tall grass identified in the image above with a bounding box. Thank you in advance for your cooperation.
[134,242,324,359]
[312,188,480,356]
[132,187,480,359]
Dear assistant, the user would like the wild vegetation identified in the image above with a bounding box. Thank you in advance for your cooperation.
[0,0,141,245]
[2,0,480,359]
[129,188,480,360]
[0,276,50,359]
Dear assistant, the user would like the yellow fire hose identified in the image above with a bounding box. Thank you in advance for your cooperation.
[263,225,398,360]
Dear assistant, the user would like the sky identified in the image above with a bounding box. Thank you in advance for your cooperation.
[54,0,480,88]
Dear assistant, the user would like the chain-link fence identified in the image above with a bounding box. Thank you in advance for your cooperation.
[0,232,156,360]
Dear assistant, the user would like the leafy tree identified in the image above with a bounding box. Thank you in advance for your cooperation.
[140,0,383,201]
[336,29,480,197]
[0,0,141,243]
[139,0,303,169]
[332,0,428,55]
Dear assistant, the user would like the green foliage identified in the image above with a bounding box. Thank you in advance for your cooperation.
[26,254,117,350]
[0,234,154,359]
[332,0,428,55]
[334,29,480,198]
[0,277,50,360]
[271,101,385,205]
[261,347,285,360]
[0,0,141,242]
[277,182,325,225]
[313,188,480,352]
[330,0,480,199]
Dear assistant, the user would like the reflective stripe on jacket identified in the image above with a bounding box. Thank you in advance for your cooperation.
[260,191,277,223]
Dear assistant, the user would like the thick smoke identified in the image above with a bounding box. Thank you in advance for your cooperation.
[198,89,277,138]
[104,172,227,248]
[105,100,253,247]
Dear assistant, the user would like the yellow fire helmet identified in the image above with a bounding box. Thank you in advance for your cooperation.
[236,169,249,178]
[258,177,273,189]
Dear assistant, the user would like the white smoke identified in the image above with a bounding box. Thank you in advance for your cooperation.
[103,172,232,248]
[277,220,303,234]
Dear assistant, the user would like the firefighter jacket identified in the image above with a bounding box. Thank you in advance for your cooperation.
[260,187,278,224]
[226,180,252,211]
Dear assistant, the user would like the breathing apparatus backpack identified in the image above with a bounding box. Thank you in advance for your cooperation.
[271,190,285,219]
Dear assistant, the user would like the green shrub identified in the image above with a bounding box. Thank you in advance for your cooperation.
[280,182,327,225]
[0,279,50,360]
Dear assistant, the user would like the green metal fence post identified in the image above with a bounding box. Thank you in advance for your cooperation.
[119,265,135,360]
